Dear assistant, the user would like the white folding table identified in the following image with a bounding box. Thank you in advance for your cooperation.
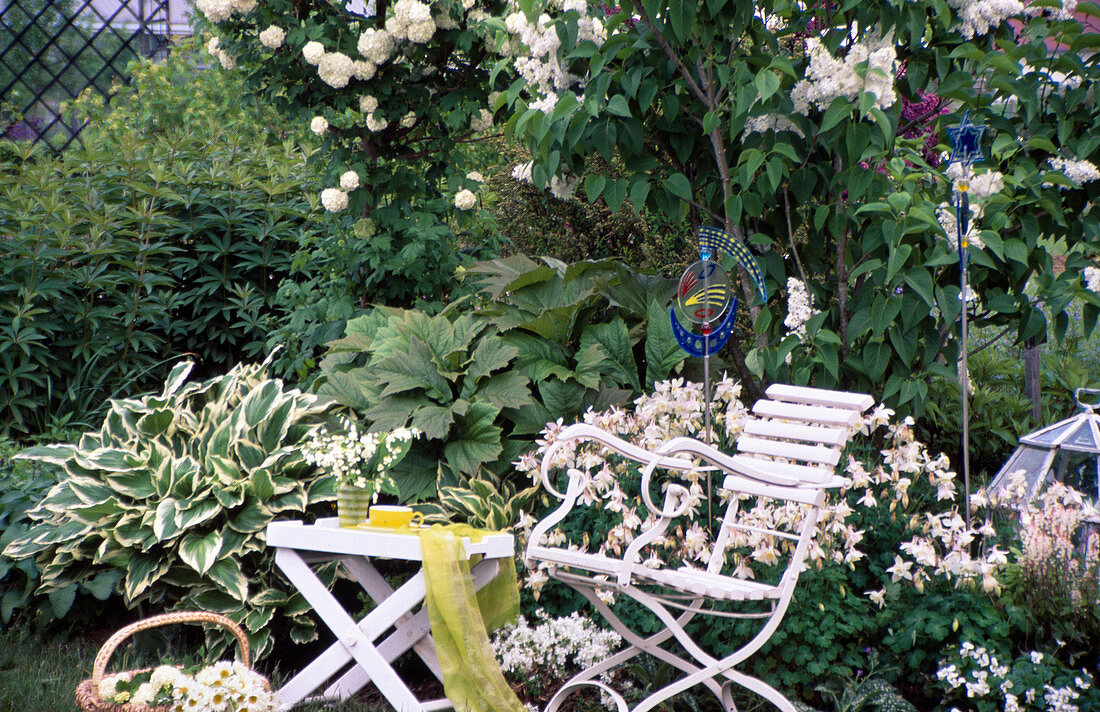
[266,518,515,711]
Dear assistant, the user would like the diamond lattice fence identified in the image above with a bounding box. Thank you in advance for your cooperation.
[1,0,171,151]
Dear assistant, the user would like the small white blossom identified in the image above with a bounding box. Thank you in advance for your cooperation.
[1084,266,1100,294]
[359,95,379,113]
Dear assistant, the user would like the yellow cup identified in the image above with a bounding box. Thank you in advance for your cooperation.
[368,505,424,529]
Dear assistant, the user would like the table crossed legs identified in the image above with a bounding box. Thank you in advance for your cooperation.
[267,520,515,712]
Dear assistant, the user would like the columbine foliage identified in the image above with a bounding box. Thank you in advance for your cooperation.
[1,357,340,658]
[505,0,1100,413]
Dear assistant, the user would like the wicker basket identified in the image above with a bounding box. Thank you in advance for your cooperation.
[75,611,252,712]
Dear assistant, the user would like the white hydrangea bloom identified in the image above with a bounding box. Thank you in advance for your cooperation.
[359,94,379,113]
[470,108,493,133]
[302,40,325,65]
[455,189,478,210]
[340,171,360,191]
[1084,266,1100,294]
[1048,156,1100,186]
[366,114,389,132]
[321,188,349,213]
[399,111,417,128]
[196,0,234,22]
[387,0,435,43]
[358,28,395,64]
[310,116,329,136]
[317,51,355,88]
[232,0,256,13]
[352,60,376,80]
[790,30,898,114]
[466,171,485,182]
[258,25,286,49]
[947,0,1024,38]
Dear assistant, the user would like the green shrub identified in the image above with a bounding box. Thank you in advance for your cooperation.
[0,41,319,437]
[2,356,341,659]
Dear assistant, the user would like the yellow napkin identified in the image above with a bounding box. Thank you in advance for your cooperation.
[419,524,525,712]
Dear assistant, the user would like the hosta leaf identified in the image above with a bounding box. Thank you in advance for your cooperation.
[250,588,289,606]
[207,558,248,602]
[13,444,78,465]
[214,486,246,509]
[125,553,171,601]
[266,487,308,514]
[443,402,503,476]
[207,454,243,484]
[240,380,283,429]
[228,500,269,533]
[160,361,195,398]
[289,622,318,644]
[472,371,533,411]
[154,498,182,541]
[68,500,124,526]
[179,530,223,576]
[177,499,221,531]
[245,605,274,631]
[73,448,140,473]
[235,440,269,471]
[137,409,174,437]
[257,400,295,452]
[83,569,122,601]
[250,468,275,500]
[49,584,77,618]
[103,471,157,499]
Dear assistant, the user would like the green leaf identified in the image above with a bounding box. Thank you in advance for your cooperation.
[443,402,503,476]
[606,94,632,118]
[83,570,122,601]
[644,300,685,387]
[49,585,77,618]
[663,173,692,202]
[474,371,533,410]
[208,558,248,602]
[604,179,628,213]
[818,99,851,133]
[466,337,518,384]
[374,337,451,402]
[579,318,641,391]
[755,70,780,101]
[124,553,170,601]
[585,174,607,203]
[179,530,223,576]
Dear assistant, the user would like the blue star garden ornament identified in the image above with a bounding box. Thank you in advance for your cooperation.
[947,111,985,170]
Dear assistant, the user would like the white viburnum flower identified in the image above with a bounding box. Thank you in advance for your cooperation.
[232,0,256,13]
[1083,266,1100,293]
[399,111,417,128]
[358,28,395,64]
[258,25,286,49]
[455,189,478,210]
[310,116,328,136]
[340,171,360,191]
[217,51,237,70]
[317,51,355,88]
[321,188,349,213]
[196,0,234,22]
[466,171,485,183]
[366,114,388,132]
[352,60,376,80]
[359,95,379,113]
[302,40,325,65]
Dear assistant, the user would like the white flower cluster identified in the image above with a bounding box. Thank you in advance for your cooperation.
[470,108,494,133]
[386,0,436,44]
[937,642,1093,712]
[947,163,1006,200]
[491,609,622,689]
[302,423,419,496]
[454,189,478,210]
[317,51,356,89]
[339,170,360,191]
[97,661,278,712]
[196,0,254,23]
[783,277,819,340]
[1083,266,1100,293]
[1024,0,1078,20]
[357,28,395,65]
[506,1,606,115]
[937,202,985,251]
[206,37,237,70]
[946,0,1024,38]
[258,26,286,50]
[310,116,328,136]
[791,31,898,115]
[302,41,325,65]
[1047,157,1100,187]
[742,113,804,141]
[508,161,578,200]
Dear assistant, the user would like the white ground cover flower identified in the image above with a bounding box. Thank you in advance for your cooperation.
[454,189,478,210]
[491,610,622,692]
[310,116,328,136]
[340,171,360,191]
[258,25,286,49]
[317,51,355,88]
[320,188,349,213]
[302,40,325,65]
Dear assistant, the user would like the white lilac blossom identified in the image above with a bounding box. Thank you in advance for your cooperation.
[470,108,494,133]
[310,116,329,136]
[783,277,819,340]
[340,171,360,191]
[791,30,898,115]
[1025,0,1077,19]
[454,189,478,210]
[320,188,348,213]
[937,203,984,250]
[506,4,605,114]
[317,51,355,88]
[258,25,286,50]
[511,161,533,182]
[1084,266,1100,293]
[302,41,325,65]
[549,173,579,200]
[742,113,804,140]
[359,95,379,113]
[1047,157,1100,187]
[358,28,395,64]
[947,163,1006,199]
[947,0,1024,38]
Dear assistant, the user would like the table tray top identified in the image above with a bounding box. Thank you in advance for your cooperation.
[266,518,515,561]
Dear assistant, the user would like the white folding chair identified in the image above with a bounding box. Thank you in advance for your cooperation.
[524,384,874,712]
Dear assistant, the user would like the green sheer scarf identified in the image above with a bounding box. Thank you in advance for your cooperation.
[418,524,525,712]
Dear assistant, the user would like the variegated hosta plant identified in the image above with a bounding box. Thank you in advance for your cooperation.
[2,355,340,659]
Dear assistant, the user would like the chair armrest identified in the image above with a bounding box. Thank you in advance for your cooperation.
[617,484,688,588]
[523,466,586,570]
